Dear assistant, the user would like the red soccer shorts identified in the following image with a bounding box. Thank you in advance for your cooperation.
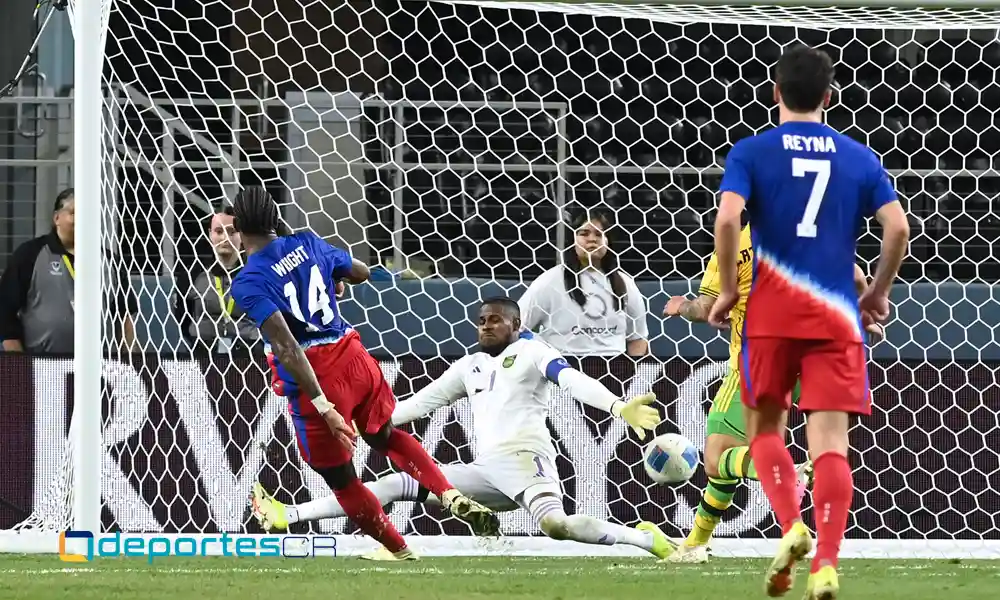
[290,331,396,468]
[739,337,871,416]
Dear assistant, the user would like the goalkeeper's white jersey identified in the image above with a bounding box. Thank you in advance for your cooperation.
[395,335,564,460]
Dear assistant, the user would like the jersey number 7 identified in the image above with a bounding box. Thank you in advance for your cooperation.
[792,157,830,239]
[284,264,335,330]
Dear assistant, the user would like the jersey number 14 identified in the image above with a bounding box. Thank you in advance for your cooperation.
[283,264,334,330]
[792,157,830,239]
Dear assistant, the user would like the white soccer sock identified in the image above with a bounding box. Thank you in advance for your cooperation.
[562,514,655,551]
[529,496,653,551]
[291,473,422,523]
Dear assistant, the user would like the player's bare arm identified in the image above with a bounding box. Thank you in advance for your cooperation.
[854,264,885,342]
[853,264,868,296]
[708,191,746,328]
[664,293,715,322]
[260,311,354,450]
[862,200,909,322]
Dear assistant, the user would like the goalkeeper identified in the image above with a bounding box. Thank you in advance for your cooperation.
[253,297,675,561]
[662,224,880,563]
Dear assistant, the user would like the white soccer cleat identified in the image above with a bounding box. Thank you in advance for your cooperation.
[359,546,420,561]
[795,460,814,506]
[661,542,710,564]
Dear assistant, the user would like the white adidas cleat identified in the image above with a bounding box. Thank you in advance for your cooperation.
[795,460,814,506]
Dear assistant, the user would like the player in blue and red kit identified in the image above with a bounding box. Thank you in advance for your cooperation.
[229,187,499,559]
[707,46,909,599]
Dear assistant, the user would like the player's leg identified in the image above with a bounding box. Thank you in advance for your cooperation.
[361,423,452,498]
[362,423,500,536]
[352,347,499,536]
[251,472,421,529]
[253,464,517,530]
[673,374,811,564]
[742,338,812,597]
[671,370,745,562]
[314,461,417,560]
[349,349,455,499]
[798,340,870,599]
[486,451,674,560]
[720,378,812,493]
[278,409,414,559]
[358,465,517,561]
[521,485,675,560]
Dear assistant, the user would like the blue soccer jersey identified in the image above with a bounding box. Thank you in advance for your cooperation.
[230,231,354,350]
[719,121,897,341]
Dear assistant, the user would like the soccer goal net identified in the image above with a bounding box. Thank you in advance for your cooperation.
[2,0,1000,559]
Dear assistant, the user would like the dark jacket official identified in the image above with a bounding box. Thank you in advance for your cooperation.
[0,189,138,354]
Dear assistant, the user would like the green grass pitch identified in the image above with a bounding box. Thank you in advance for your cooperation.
[1,555,998,600]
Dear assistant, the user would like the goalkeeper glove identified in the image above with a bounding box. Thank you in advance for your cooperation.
[611,393,662,440]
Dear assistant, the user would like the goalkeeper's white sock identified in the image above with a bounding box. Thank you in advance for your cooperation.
[560,514,655,551]
[292,473,421,523]
[530,497,653,551]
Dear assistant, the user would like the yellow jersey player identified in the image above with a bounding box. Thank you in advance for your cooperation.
[662,224,880,563]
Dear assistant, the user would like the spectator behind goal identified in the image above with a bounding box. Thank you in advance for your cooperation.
[175,206,261,354]
[518,209,649,357]
[0,188,138,354]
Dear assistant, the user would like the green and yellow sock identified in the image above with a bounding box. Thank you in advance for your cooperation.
[718,446,758,480]
[685,477,737,547]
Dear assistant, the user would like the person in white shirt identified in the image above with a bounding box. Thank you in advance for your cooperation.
[250,297,676,561]
[519,210,649,357]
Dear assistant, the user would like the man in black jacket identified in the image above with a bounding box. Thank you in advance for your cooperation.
[0,188,138,354]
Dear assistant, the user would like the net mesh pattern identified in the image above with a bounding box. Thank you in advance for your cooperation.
[9,0,1000,554]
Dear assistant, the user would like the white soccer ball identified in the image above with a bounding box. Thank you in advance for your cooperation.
[642,433,700,485]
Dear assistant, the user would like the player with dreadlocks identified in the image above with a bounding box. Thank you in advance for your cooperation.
[229,186,499,559]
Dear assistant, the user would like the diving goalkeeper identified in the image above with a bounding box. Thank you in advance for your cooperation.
[253,297,676,561]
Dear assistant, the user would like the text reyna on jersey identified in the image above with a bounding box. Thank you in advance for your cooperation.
[271,246,310,277]
[782,134,836,153]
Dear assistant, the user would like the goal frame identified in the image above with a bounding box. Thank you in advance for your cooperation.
[537,0,1000,8]
[73,0,103,538]
[0,0,107,554]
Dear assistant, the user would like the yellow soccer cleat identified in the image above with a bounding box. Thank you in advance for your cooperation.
[360,545,420,561]
[440,489,501,537]
[662,541,710,564]
[802,565,839,600]
[250,482,289,532]
[635,521,677,560]
[765,521,814,597]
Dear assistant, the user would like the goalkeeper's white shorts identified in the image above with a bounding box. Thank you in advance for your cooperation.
[439,450,563,511]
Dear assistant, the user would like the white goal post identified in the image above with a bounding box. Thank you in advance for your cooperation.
[3,0,1000,559]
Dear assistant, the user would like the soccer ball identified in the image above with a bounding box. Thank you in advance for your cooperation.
[642,433,700,484]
